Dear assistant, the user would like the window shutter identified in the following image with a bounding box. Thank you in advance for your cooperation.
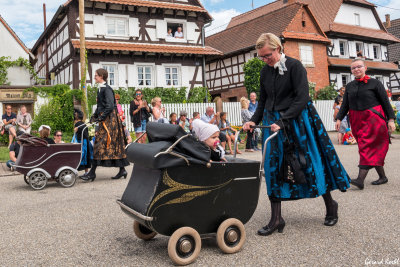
[156,20,167,39]
[93,15,106,36]
[332,39,340,56]
[128,17,139,37]
[186,22,197,41]
[381,46,387,60]
[348,41,357,57]
[368,44,374,59]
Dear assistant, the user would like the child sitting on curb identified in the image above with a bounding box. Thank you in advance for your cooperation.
[192,119,226,162]
[342,128,357,145]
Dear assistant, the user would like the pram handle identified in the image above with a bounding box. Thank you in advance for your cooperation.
[250,125,272,129]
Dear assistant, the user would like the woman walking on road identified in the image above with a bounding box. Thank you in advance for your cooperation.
[243,33,350,236]
[336,59,395,190]
[82,68,129,181]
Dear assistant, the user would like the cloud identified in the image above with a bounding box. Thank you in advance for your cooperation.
[209,0,224,5]
[0,0,61,49]
[205,8,241,36]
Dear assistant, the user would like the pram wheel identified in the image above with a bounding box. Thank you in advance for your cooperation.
[24,175,29,185]
[57,169,77,188]
[168,227,201,266]
[29,171,48,190]
[216,218,246,254]
[133,221,157,240]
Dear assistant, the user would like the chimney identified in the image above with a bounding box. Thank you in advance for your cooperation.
[385,14,391,28]
[43,3,47,30]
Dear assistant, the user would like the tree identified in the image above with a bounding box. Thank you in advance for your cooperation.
[315,84,337,100]
[243,57,266,98]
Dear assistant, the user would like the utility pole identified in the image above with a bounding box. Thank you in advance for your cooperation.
[79,0,88,118]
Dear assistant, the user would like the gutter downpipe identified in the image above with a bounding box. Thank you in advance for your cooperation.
[202,21,212,103]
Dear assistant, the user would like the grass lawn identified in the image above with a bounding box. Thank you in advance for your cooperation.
[0,146,10,162]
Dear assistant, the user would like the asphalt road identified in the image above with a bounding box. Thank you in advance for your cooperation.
[1,133,399,267]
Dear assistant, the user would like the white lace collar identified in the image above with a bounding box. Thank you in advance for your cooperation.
[274,53,287,75]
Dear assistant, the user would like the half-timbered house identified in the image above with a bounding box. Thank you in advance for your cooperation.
[31,0,221,91]
[205,1,330,101]
[386,15,400,100]
[209,0,400,102]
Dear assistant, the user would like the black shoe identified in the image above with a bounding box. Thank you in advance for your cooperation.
[350,179,364,190]
[111,170,127,180]
[81,172,96,182]
[257,219,285,236]
[371,177,388,185]
[324,201,338,226]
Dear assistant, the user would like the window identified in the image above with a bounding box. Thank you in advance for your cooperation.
[102,64,117,86]
[354,13,360,26]
[138,66,152,86]
[299,44,313,65]
[166,22,184,39]
[341,74,350,87]
[165,67,179,86]
[106,17,127,36]
[375,76,383,84]
[373,45,380,59]
[339,40,348,56]
[355,42,364,57]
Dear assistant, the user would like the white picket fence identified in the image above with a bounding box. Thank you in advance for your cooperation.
[95,100,399,132]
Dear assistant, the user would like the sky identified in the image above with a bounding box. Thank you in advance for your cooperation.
[1,0,400,49]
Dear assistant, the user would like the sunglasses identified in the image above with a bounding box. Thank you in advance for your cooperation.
[56,135,62,137]
[136,93,142,96]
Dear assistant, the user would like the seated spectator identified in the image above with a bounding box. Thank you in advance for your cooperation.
[219,112,241,154]
[2,105,17,147]
[174,26,184,38]
[7,132,22,170]
[16,105,32,134]
[178,110,190,133]
[169,112,178,125]
[166,28,173,37]
[192,119,226,162]
[121,122,132,144]
[189,112,200,132]
[342,128,357,145]
[39,125,55,144]
[54,130,65,144]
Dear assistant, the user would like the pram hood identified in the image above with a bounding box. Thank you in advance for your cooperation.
[126,122,211,169]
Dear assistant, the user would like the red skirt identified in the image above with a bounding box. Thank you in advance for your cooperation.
[349,105,389,167]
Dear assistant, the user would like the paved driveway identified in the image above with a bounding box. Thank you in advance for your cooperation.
[0,133,399,266]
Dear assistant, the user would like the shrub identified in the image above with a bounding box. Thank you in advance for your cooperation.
[315,84,337,100]
[28,84,83,134]
[187,87,211,103]
[243,57,266,98]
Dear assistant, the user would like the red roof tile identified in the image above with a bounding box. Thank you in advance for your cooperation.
[88,0,209,14]
[207,3,328,55]
[71,39,222,55]
[328,57,399,71]
[282,31,330,43]
[329,23,400,43]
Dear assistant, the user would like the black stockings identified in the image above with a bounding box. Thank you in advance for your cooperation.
[267,199,283,227]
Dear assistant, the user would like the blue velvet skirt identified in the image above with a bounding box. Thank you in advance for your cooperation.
[262,101,350,200]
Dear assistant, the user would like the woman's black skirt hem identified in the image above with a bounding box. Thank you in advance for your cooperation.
[93,158,130,167]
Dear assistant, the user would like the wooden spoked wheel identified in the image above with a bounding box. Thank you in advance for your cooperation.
[133,221,157,240]
[216,218,246,254]
[168,227,201,266]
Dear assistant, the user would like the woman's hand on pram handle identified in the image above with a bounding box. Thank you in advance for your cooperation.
[249,124,280,132]
[243,121,255,132]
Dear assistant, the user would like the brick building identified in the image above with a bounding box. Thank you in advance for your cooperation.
[205,1,330,101]
[205,0,400,101]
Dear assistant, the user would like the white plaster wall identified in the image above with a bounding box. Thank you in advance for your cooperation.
[0,21,29,60]
[334,3,380,29]
[7,67,31,85]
